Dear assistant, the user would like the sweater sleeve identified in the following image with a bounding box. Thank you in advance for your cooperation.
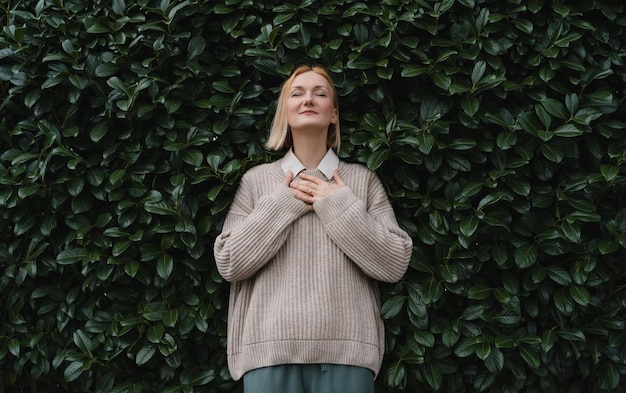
[313,171,413,283]
[214,172,310,282]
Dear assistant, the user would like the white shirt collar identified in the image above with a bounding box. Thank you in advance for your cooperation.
[281,148,339,180]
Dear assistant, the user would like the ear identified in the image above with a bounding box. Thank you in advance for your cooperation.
[331,108,339,124]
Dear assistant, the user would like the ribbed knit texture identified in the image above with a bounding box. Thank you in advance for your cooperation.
[214,159,413,381]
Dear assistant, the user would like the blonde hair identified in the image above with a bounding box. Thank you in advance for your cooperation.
[265,65,341,151]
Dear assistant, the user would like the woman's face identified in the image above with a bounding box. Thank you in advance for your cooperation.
[286,71,338,134]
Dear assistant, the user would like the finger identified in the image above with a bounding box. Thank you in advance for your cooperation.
[296,191,315,207]
[284,170,294,186]
[333,169,345,186]
[289,179,307,193]
[299,173,322,185]
[295,180,314,195]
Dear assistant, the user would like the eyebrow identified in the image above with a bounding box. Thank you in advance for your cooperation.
[290,85,329,91]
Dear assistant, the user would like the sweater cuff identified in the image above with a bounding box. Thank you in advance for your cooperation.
[313,186,358,223]
[271,183,310,218]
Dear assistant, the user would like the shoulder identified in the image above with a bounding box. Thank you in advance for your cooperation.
[338,160,378,182]
[339,160,371,175]
[237,160,284,193]
[230,161,283,205]
[243,162,273,176]
[241,160,282,180]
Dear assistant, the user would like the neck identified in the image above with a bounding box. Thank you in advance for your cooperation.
[291,132,328,170]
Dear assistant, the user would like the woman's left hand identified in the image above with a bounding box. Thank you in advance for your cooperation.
[290,170,345,210]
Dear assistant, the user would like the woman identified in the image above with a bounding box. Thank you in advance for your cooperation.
[213,65,413,393]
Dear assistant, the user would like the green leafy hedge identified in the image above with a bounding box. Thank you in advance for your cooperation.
[1,0,625,392]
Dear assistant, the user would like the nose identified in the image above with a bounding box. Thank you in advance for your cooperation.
[303,92,313,105]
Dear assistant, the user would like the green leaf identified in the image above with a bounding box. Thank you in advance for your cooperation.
[381,295,405,319]
[420,96,450,121]
[495,336,515,349]
[107,76,128,94]
[24,88,42,108]
[512,18,533,33]
[598,239,619,254]
[142,303,168,321]
[554,289,574,315]
[496,131,517,150]
[454,337,477,357]
[518,344,540,368]
[407,286,427,319]
[366,149,390,171]
[90,121,109,142]
[386,361,406,388]
[518,111,544,138]
[180,368,216,386]
[417,132,436,154]
[64,361,84,382]
[442,323,461,347]
[18,184,40,198]
[73,329,93,356]
[477,191,510,210]
[569,285,590,306]
[597,362,620,390]
[124,260,140,277]
[560,220,581,242]
[421,276,444,304]
[8,338,20,357]
[541,329,556,352]
[187,35,206,60]
[68,177,85,197]
[514,244,537,268]
[157,253,174,280]
[493,287,511,304]
[182,148,203,167]
[147,324,165,344]
[423,362,442,390]
[540,97,567,120]
[163,309,178,328]
[471,61,486,85]
[546,266,572,285]
[468,285,492,300]
[144,201,179,216]
[401,64,429,77]
[460,95,480,116]
[432,73,451,90]
[540,142,563,163]
[557,329,586,341]
[413,330,435,347]
[484,349,505,373]
[459,215,479,237]
[554,123,583,137]
[507,178,530,196]
[475,340,491,360]
[600,165,620,182]
[95,63,120,77]
[109,169,126,184]
[135,345,156,366]
[57,248,86,265]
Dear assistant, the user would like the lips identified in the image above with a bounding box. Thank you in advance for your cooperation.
[300,110,318,115]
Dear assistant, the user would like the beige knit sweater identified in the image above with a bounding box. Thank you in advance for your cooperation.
[213,158,413,381]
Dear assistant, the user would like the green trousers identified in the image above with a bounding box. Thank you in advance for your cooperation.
[243,364,375,393]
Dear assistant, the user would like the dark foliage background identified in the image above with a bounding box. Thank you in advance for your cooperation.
[1,0,625,392]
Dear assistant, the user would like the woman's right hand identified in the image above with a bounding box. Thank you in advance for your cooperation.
[284,170,294,187]
[285,170,314,211]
